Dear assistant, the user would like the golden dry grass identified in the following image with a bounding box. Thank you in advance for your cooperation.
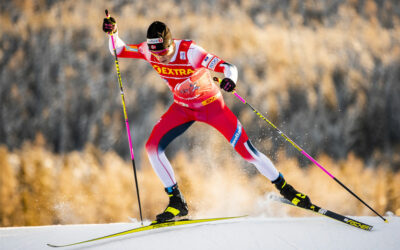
[1,134,399,226]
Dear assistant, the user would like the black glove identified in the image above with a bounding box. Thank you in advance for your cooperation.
[220,78,236,92]
[103,16,117,34]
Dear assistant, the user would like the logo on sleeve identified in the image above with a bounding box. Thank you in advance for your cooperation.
[201,53,213,67]
[126,45,138,52]
[208,57,221,70]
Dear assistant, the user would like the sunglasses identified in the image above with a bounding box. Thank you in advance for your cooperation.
[150,45,171,57]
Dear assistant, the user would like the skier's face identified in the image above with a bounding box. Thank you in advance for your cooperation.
[151,43,175,64]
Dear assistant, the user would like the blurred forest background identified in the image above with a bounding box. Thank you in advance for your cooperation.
[1,0,400,226]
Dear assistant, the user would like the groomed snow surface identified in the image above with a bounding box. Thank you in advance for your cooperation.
[1,215,399,250]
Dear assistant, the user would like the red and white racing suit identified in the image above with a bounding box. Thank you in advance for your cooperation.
[109,34,279,187]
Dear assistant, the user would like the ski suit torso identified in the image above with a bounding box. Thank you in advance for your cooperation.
[115,39,225,109]
[109,35,279,187]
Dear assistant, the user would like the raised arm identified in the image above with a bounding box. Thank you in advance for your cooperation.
[102,15,147,59]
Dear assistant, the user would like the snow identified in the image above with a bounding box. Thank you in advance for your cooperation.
[1,216,399,250]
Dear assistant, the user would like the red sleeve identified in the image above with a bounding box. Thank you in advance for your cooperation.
[199,53,226,74]
[213,59,228,74]
[117,42,148,60]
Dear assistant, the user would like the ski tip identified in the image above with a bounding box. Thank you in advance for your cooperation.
[46,243,58,248]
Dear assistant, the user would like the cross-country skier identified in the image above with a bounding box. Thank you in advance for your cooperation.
[103,16,312,223]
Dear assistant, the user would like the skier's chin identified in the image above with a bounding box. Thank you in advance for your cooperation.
[159,58,170,64]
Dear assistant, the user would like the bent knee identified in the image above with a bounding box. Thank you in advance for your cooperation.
[145,138,157,153]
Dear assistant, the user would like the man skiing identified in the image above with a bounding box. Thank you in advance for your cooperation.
[102,16,312,223]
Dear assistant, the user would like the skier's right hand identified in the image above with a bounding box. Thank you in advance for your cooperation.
[103,16,117,34]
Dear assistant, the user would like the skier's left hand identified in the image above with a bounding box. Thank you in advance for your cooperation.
[220,78,236,92]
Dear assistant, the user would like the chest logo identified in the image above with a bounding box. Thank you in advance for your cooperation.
[152,65,194,76]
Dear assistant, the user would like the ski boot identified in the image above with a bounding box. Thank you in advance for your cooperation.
[272,173,312,209]
[154,184,188,223]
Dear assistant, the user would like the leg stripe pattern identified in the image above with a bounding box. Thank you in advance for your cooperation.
[230,120,242,147]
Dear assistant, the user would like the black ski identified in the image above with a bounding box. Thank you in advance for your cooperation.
[269,193,373,231]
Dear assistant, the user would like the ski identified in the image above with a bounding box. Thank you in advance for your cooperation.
[46,215,245,248]
[269,193,373,231]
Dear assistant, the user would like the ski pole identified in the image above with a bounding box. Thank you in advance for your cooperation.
[213,77,387,222]
[105,9,143,225]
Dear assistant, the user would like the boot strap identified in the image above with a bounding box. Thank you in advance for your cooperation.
[165,206,181,216]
